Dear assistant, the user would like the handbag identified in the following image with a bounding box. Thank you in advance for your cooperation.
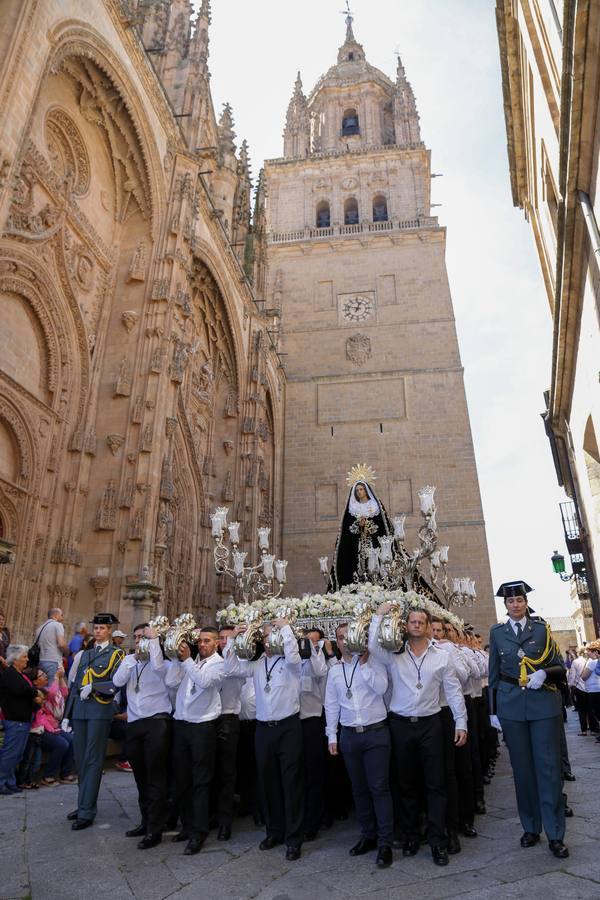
[28,621,51,668]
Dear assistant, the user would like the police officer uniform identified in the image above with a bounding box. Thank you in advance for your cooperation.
[66,613,125,829]
[488,581,568,858]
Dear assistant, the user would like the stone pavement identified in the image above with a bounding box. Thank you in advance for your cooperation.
[0,714,598,900]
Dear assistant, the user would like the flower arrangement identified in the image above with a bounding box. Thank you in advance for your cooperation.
[215,583,465,631]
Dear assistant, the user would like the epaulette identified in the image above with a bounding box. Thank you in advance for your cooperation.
[529,615,548,625]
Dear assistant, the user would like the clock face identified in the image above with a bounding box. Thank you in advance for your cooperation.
[342,295,374,323]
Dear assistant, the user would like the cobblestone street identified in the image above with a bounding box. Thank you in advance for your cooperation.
[0,715,598,900]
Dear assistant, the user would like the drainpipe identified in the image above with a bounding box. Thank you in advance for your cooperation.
[578,190,600,262]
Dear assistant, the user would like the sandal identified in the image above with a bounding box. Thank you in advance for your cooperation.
[42,777,57,786]
[577,731,588,736]
[60,775,77,784]
[30,783,40,790]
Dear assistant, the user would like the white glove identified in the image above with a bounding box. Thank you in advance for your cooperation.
[60,718,72,733]
[80,683,93,700]
[489,715,502,731]
[526,669,547,690]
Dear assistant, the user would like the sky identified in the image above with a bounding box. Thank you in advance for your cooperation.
[203,0,574,622]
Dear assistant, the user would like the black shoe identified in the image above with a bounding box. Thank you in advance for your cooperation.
[447,832,461,855]
[259,836,283,851]
[431,846,449,866]
[72,819,93,831]
[286,846,301,861]
[549,839,569,858]
[475,800,487,815]
[520,832,540,848]
[183,836,205,855]
[303,830,318,842]
[138,833,162,850]
[462,824,478,838]
[126,824,147,838]
[217,825,231,841]
[402,839,419,857]
[563,772,576,782]
[66,810,79,821]
[349,837,377,856]
[172,831,189,843]
[564,805,574,818]
[376,846,393,868]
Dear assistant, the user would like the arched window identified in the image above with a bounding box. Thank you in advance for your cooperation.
[373,194,388,222]
[342,108,359,136]
[344,197,359,225]
[316,200,331,228]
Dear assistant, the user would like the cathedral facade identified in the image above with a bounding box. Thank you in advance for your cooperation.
[0,1,494,637]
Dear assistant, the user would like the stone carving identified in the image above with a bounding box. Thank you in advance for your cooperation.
[341,176,358,190]
[44,107,90,196]
[224,389,239,418]
[222,470,234,502]
[67,242,95,293]
[114,357,131,396]
[127,241,147,282]
[223,439,234,455]
[84,428,97,456]
[170,340,190,383]
[129,507,145,541]
[121,310,139,333]
[165,417,177,437]
[191,361,214,406]
[132,396,144,424]
[160,456,174,500]
[141,425,153,452]
[346,333,372,367]
[152,278,169,301]
[96,479,117,530]
[120,477,134,508]
[150,348,163,373]
[106,433,124,455]
[51,537,81,567]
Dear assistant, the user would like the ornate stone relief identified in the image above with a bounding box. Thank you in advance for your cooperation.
[44,107,90,196]
[106,433,124,455]
[121,310,139,332]
[96,479,117,530]
[127,241,147,282]
[346,333,372,366]
[114,357,131,396]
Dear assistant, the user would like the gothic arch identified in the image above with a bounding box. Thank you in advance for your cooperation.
[0,396,36,484]
[0,485,19,542]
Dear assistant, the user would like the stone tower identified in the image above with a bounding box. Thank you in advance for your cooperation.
[264,15,495,628]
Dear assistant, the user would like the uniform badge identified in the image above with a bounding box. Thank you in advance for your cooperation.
[517,649,525,659]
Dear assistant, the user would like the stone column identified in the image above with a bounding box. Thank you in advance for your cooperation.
[124,578,162,623]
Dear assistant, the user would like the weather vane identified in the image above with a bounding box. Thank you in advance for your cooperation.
[340,1,353,27]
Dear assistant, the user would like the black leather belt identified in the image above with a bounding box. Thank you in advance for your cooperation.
[389,711,440,724]
[341,720,387,735]
[500,674,520,686]
[258,713,299,728]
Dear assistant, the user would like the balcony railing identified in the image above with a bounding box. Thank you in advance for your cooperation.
[268,216,438,245]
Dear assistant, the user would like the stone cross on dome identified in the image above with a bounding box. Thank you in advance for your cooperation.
[340,1,355,41]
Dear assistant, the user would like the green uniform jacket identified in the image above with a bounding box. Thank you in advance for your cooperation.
[488,618,564,721]
[69,643,125,721]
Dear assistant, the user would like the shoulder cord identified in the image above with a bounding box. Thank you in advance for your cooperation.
[82,648,125,704]
[519,624,559,690]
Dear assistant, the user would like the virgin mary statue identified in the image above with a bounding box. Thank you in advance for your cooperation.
[328,464,392,591]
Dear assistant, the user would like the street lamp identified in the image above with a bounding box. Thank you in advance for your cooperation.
[551,549,578,582]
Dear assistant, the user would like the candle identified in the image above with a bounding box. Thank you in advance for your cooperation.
[274,559,288,583]
[392,514,406,541]
[417,485,436,515]
[319,556,329,574]
[368,547,380,573]
[257,526,271,551]
[262,554,275,579]
[232,550,247,576]
[439,545,449,564]
[378,536,394,562]
[227,521,241,544]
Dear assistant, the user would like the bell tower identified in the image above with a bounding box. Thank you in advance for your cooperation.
[265,15,495,629]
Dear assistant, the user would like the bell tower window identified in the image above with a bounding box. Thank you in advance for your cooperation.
[316,200,331,228]
[342,109,359,136]
[373,194,388,222]
[344,197,359,225]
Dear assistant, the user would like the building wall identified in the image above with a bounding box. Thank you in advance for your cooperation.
[0,0,284,639]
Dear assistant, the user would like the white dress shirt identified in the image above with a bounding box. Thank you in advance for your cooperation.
[166,651,224,723]
[324,656,388,742]
[239,679,256,721]
[300,644,328,720]
[432,640,470,705]
[220,671,247,715]
[568,655,589,691]
[369,617,467,731]
[224,624,302,722]
[113,639,172,722]
[510,616,528,635]
[458,644,481,696]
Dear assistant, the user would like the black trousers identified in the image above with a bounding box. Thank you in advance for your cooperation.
[173,719,217,838]
[440,706,459,833]
[126,716,171,834]
[302,716,326,834]
[465,696,484,802]
[236,720,262,818]
[213,714,240,827]
[340,724,394,847]
[255,714,304,848]
[389,712,446,847]
[574,688,599,732]
[454,727,475,828]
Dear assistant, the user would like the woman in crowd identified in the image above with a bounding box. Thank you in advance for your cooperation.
[0,644,44,794]
[35,665,76,785]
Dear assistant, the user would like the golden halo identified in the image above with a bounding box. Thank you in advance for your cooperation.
[346,463,377,487]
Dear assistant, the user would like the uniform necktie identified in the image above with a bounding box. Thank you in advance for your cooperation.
[515,622,522,639]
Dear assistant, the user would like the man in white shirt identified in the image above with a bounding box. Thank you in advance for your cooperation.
[213,625,247,841]
[369,605,467,867]
[34,608,67,682]
[165,626,224,855]
[113,622,173,849]
[300,628,329,841]
[226,617,304,860]
[569,650,599,735]
[325,622,393,868]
